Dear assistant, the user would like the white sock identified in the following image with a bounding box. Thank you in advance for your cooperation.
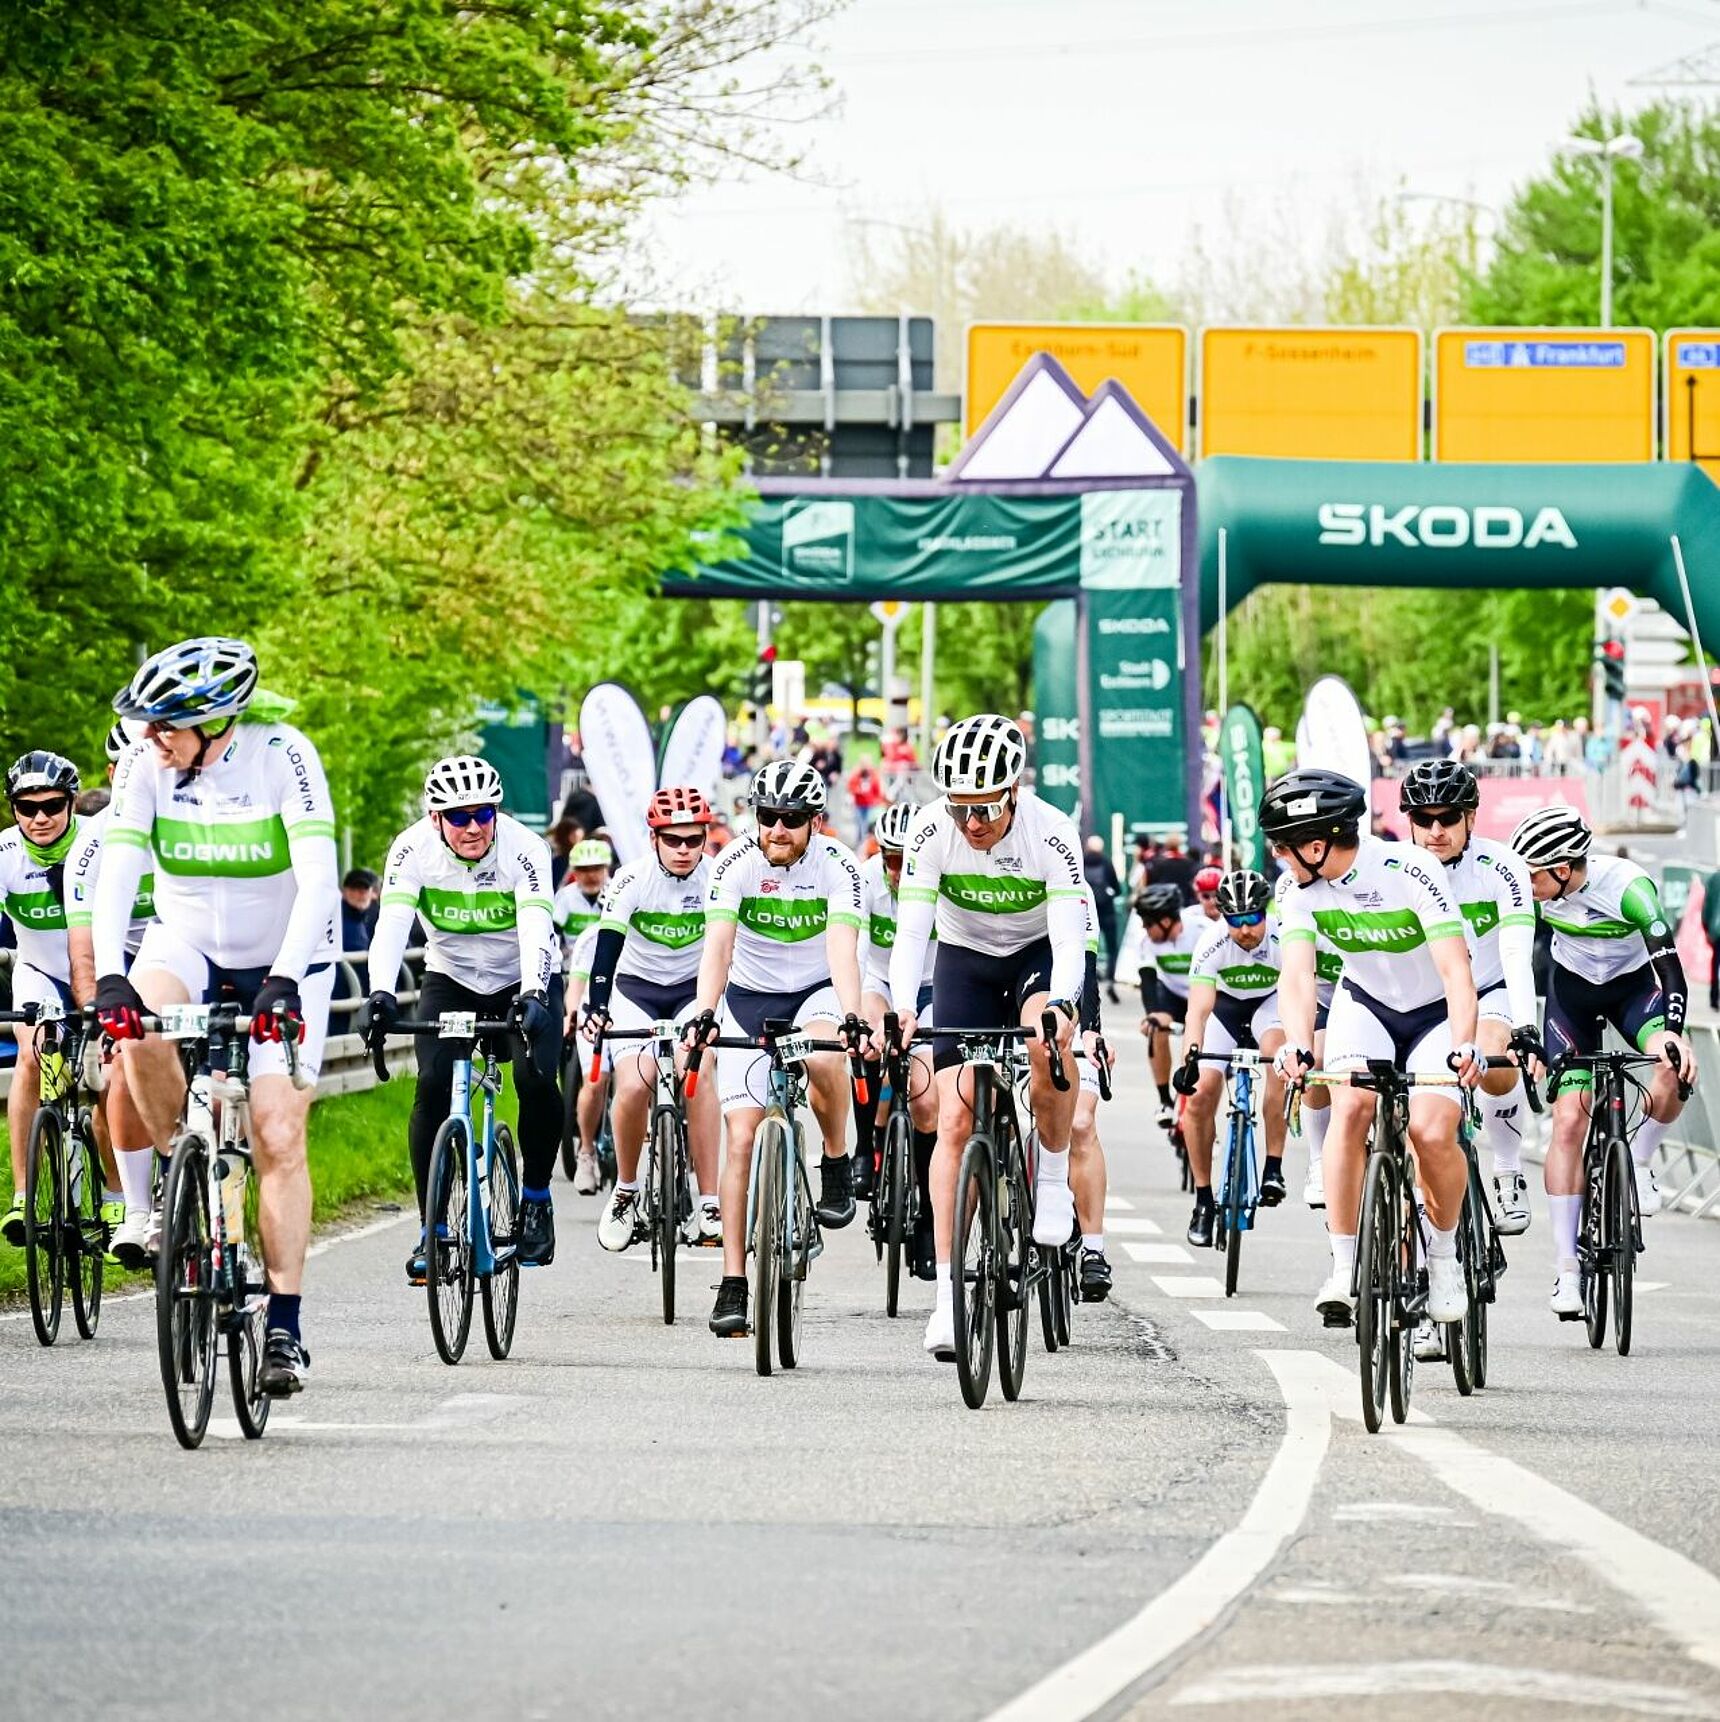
[1305,1105,1328,1170]
[1329,1232,1356,1279]
[103,1188,122,1204]
[1082,1232,1104,1254]
[116,1147,153,1211]
[615,1178,639,1194]
[1632,1113,1669,1169]
[1426,1223,1458,1261]
[1549,1193,1581,1270]
[934,1264,953,1309]
[701,1194,720,1212]
[1482,1079,1526,1177]
[1037,1146,1070,1187]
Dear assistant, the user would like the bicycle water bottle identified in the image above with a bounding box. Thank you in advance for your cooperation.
[218,1153,246,1246]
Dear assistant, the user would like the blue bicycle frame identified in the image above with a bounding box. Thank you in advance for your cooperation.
[446,1035,512,1277]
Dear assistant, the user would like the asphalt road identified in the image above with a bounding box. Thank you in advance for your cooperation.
[3,1043,1719,1722]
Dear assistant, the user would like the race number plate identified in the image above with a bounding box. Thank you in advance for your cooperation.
[962,1042,999,1069]
[438,1011,478,1040]
[650,1019,678,1054]
[775,1031,813,1066]
[159,1003,212,1039]
[30,997,66,1025]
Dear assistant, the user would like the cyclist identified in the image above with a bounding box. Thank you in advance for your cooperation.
[1400,760,1544,1235]
[363,755,561,1282]
[686,759,867,1339]
[0,752,84,1247]
[1509,806,1695,1318]
[1275,868,1340,1208]
[93,637,338,1396]
[1194,865,1223,921]
[887,714,1088,1362]
[1071,883,1115,1301]
[1136,883,1202,1129]
[1172,869,1288,1248]
[858,799,940,1279]
[581,787,721,1253]
[1265,768,1483,1330]
[555,839,611,1194]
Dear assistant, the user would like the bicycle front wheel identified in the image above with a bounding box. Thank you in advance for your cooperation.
[1223,1123,1248,1299]
[996,1132,1031,1404]
[882,1108,910,1317]
[1608,1133,1636,1357]
[156,1136,217,1450]
[70,1115,104,1340]
[24,1106,65,1347]
[482,1124,520,1360]
[1450,1189,1479,1398]
[1355,1149,1396,1435]
[751,1115,787,1378]
[952,1135,996,1410]
[228,1226,271,1440]
[426,1117,475,1365]
[654,1106,682,1326]
[778,1141,812,1370]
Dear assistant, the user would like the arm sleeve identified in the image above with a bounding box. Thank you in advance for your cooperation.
[367,837,422,997]
[65,823,106,933]
[890,818,942,1014]
[586,866,637,1015]
[1492,852,1540,1026]
[1080,950,1101,1032]
[273,733,341,983]
[512,833,557,995]
[1044,821,1090,1002]
[91,750,154,977]
[1622,875,1689,1034]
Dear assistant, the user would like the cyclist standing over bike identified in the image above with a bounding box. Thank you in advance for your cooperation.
[556,839,611,1194]
[0,752,84,1247]
[1136,883,1203,1129]
[92,638,339,1396]
[887,714,1088,1362]
[1264,768,1483,1329]
[581,787,721,1253]
[686,759,868,1339]
[364,755,561,1282]
[1509,806,1695,1316]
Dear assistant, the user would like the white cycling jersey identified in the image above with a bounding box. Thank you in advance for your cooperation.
[1541,852,1671,986]
[1440,839,1537,1024]
[707,833,864,994]
[1188,920,1282,1001]
[1276,836,1465,1014]
[860,852,935,997]
[0,819,81,985]
[597,854,709,989]
[1274,869,1343,1005]
[1140,915,1204,1001]
[66,805,155,959]
[554,880,604,963]
[369,813,556,997]
[890,790,1087,1011]
[93,722,338,980]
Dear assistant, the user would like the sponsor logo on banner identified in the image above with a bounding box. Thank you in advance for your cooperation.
[1080,491,1182,588]
[782,499,855,582]
[1316,503,1577,550]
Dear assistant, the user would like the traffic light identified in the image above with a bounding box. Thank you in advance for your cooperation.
[750,643,777,708]
[1597,638,1627,702]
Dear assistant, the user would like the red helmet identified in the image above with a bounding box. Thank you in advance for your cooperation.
[647,785,713,829]
[1194,866,1222,894]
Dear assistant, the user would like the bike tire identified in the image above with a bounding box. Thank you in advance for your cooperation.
[778,1140,811,1370]
[751,1115,785,1378]
[156,1136,217,1450]
[1583,1129,1609,1350]
[1355,1149,1395,1436]
[883,1108,910,1319]
[228,1217,271,1440]
[1449,1192,1478,1398]
[482,1124,521,1360]
[1609,1133,1635,1357]
[70,1115,103,1340]
[996,1130,1031,1403]
[1388,1171,1418,1427]
[426,1117,475,1365]
[653,1107,680,1326]
[952,1134,996,1410]
[1037,1246,1061,1354]
[559,1049,581,1183]
[24,1106,65,1347]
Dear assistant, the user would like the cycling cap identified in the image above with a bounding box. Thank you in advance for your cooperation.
[647,786,713,829]
[752,758,826,812]
[569,840,611,868]
[424,755,503,812]
[875,801,919,851]
[1194,865,1223,894]
[7,751,79,801]
[933,714,1026,795]
[1259,768,1368,844]
[1509,805,1592,869]
[1216,869,1272,917]
[1399,758,1480,812]
[1136,882,1184,921]
[114,637,258,728]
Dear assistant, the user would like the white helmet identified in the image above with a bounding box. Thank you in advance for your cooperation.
[104,716,142,765]
[424,754,503,812]
[1510,805,1592,869]
[875,801,919,851]
[751,758,826,812]
[934,714,1026,795]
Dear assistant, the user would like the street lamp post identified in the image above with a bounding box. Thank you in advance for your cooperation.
[1560,133,1643,328]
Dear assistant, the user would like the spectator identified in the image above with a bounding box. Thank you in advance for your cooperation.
[1147,831,1197,902]
[1369,729,1392,779]
[341,868,379,954]
[1083,835,1123,1000]
[846,759,885,840]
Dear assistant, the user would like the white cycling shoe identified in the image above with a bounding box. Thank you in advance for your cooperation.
[1425,1254,1466,1324]
[109,1208,155,1269]
[1550,1268,1584,1319]
[697,1201,722,1246]
[1315,1268,1355,1327]
[597,1188,641,1253]
[923,1299,956,1361]
[1635,1163,1662,1218]
[1413,1318,1447,1362]
[1493,1172,1531,1236]
[1032,1179,1075,1247]
[1303,1165,1325,1209]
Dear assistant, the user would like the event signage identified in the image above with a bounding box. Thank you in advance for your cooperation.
[1219,704,1266,870]
[578,682,656,863]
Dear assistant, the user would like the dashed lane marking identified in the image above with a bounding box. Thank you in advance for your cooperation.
[1120,1243,1194,1265]
[1150,1275,1226,1299]
[1190,1309,1285,1332]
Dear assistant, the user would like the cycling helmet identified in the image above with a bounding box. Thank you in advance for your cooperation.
[1259,768,1368,845]
[568,839,611,868]
[1509,805,1592,870]
[7,751,79,802]
[647,786,713,829]
[114,636,258,728]
[424,754,503,812]
[1136,883,1184,923]
[933,714,1026,795]
[875,801,919,851]
[1216,869,1272,917]
[104,717,142,765]
[751,758,827,813]
[1194,865,1223,894]
[1399,758,1480,812]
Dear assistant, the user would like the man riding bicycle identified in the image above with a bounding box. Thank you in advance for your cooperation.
[1135,882,1203,1129]
[887,714,1088,1363]
[92,637,339,1396]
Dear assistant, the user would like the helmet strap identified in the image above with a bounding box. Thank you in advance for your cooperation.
[175,719,237,788]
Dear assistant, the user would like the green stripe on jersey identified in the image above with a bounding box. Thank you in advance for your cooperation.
[1543,915,1638,940]
[6,889,66,931]
[1156,952,1194,974]
[1214,962,1278,991]
[631,908,704,950]
[152,814,292,879]
[1311,906,1435,955]
[869,912,896,948]
[739,896,827,943]
[420,887,517,934]
[1460,899,1500,940]
[1317,949,1344,983]
[940,874,1047,915]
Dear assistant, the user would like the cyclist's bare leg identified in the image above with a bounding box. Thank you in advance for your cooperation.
[1322,1085,1374,1228]
[802,1028,851,1160]
[1407,1093,1466,1229]
[115,967,192,1153]
[1259,1026,1288,1160]
[1183,1065,1224,1187]
[576,1073,607,1158]
[719,1103,764,1278]
[1478,1018,1515,1095]
[249,1074,314,1295]
[686,1047,720,1201]
[1020,991,1076,1148]
[1070,1091,1106,1235]
[930,1066,975,1260]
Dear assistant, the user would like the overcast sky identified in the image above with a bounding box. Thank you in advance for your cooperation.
[641,0,1718,344]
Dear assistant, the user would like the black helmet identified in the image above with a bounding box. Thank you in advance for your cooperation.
[1216,869,1272,917]
[7,751,79,802]
[1259,768,1367,845]
[1399,758,1479,812]
[1135,883,1184,922]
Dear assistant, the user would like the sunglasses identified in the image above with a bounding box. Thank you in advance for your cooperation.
[950,797,1009,826]
[656,831,704,851]
[756,806,814,831]
[11,797,68,820]
[1406,808,1466,830]
[441,805,498,828]
[1224,910,1267,928]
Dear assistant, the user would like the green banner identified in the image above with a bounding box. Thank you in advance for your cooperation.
[1219,703,1266,870]
[1032,601,1079,816]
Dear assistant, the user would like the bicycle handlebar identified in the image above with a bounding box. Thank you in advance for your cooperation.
[366,1016,521,1085]
[1546,1045,1694,1104]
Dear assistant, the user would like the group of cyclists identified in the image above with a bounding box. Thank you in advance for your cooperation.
[0,630,1699,1407]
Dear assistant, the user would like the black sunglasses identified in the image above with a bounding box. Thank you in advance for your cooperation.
[756,806,814,831]
[1407,808,1466,830]
[656,831,705,851]
[441,805,498,828]
[11,797,69,820]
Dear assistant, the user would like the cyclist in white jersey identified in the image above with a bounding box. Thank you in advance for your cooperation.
[0,753,83,1247]
[887,715,1088,1362]
[1399,760,1544,1240]
[554,840,609,966]
[580,786,721,1252]
[686,759,867,1339]
[1173,870,1289,1246]
[555,840,611,1196]
[94,638,339,1396]
[1275,868,1339,1208]
[1135,883,1204,1129]
[856,800,940,1279]
[363,755,561,1281]
[1510,806,1695,1317]
[1070,882,1116,1301]
[1264,768,1483,1331]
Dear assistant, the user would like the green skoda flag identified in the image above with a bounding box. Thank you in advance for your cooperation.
[1219,704,1266,871]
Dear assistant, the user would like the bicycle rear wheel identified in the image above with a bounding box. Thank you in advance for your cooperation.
[882,1107,910,1317]
[482,1124,521,1360]
[426,1117,475,1364]
[157,1136,217,1450]
[1582,1134,1609,1350]
[1037,1245,1062,1354]
[751,1116,786,1378]
[70,1116,104,1340]
[24,1107,65,1347]
[1355,1149,1396,1435]
[778,1140,811,1370]
[654,1107,681,1326]
[996,1132,1031,1403]
[1054,1243,1074,1345]
[952,1134,996,1409]
[1608,1134,1636,1357]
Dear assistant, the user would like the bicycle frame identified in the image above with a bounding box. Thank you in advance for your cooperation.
[446,1030,507,1278]
[743,1039,821,1275]
[1215,1054,1262,1228]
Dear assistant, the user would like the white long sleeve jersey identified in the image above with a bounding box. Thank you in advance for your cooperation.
[1442,839,1537,1025]
[705,833,865,993]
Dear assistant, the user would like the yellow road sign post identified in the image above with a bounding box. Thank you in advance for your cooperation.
[1666,329,1720,482]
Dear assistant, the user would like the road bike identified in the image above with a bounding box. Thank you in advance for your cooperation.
[3,1002,105,1347]
[1144,1016,1192,1192]
[869,1012,926,1319]
[371,1013,524,1365]
[1193,1048,1266,1298]
[1444,1078,1524,1395]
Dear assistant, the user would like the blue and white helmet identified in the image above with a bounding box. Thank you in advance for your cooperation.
[114,637,258,729]
[751,758,826,813]
[934,714,1026,795]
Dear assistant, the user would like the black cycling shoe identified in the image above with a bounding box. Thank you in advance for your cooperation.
[1079,1248,1113,1303]
[517,1197,556,1267]
[815,1155,856,1229]
[260,1330,310,1398]
[1259,1157,1287,1208]
[1186,1195,1215,1249]
[911,1211,937,1282]
[406,1239,427,1287]
[709,1275,749,1337]
[852,1147,876,1201]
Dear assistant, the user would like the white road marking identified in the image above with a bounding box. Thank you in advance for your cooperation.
[1385,1573,1594,1614]
[1190,1309,1285,1332]
[1106,1216,1162,1236]
[1169,1662,1720,1716]
[1103,1196,1136,1212]
[1120,1243,1193,1265]
[1333,1501,1462,1523]
[1150,1275,1226,1299]
[1264,1584,1361,1606]
[1638,1280,1671,1292]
